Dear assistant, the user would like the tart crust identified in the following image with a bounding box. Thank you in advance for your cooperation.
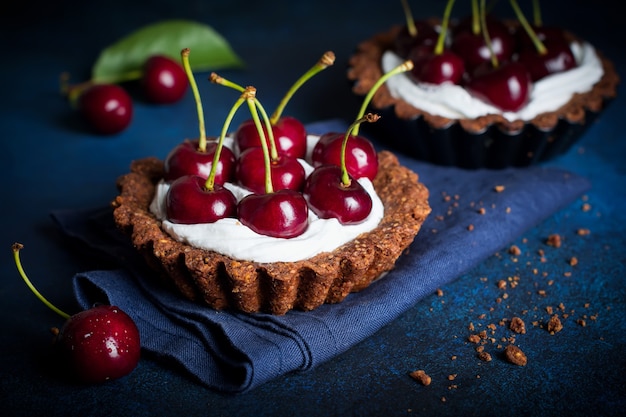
[347,23,619,134]
[112,150,431,315]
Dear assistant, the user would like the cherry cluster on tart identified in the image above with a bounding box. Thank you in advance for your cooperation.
[112,50,431,315]
[348,0,619,168]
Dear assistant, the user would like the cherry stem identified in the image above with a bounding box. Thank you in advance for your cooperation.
[433,0,456,55]
[205,94,246,191]
[478,0,499,68]
[210,73,279,161]
[532,0,542,26]
[471,0,480,35]
[341,113,380,186]
[510,0,547,55]
[244,88,274,194]
[12,243,71,320]
[269,51,335,125]
[352,60,413,136]
[400,0,417,37]
[181,48,207,152]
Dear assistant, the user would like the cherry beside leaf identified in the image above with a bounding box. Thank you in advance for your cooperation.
[77,84,133,135]
[12,243,140,384]
[141,55,188,104]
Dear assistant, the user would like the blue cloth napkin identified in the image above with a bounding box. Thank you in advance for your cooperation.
[51,119,590,393]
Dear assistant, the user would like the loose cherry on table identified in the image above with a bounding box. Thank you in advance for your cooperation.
[163,48,236,183]
[12,243,140,384]
[229,51,335,159]
[77,83,133,135]
[141,55,189,104]
[305,114,379,225]
[408,0,464,85]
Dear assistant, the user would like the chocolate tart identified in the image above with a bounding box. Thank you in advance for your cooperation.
[348,24,619,169]
[112,150,431,315]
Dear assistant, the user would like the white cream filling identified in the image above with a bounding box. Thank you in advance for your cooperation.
[150,135,385,263]
[382,41,604,122]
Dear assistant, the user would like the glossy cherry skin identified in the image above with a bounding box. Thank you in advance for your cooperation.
[516,39,576,81]
[163,140,236,184]
[410,49,465,85]
[55,305,140,384]
[166,175,237,224]
[141,55,188,104]
[394,21,438,58]
[304,165,373,225]
[234,116,307,159]
[451,18,515,72]
[465,62,532,112]
[78,84,132,134]
[236,147,306,193]
[237,190,309,238]
[312,133,378,181]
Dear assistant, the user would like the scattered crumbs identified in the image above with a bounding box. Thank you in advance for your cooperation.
[448,374,457,381]
[468,322,475,331]
[504,344,528,366]
[582,203,592,212]
[468,334,481,344]
[494,185,505,193]
[506,207,511,214]
[577,318,587,327]
[538,289,547,297]
[546,234,562,248]
[436,288,444,297]
[441,397,447,403]
[467,224,474,231]
[409,369,432,386]
[509,317,526,334]
[546,306,554,315]
[563,271,572,277]
[451,356,457,361]
[509,245,522,256]
[547,315,564,334]
[478,351,492,362]
[577,228,591,236]
[478,207,486,215]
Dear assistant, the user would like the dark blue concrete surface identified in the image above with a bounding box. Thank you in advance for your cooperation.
[1,1,624,416]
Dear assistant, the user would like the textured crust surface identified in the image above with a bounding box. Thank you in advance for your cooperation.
[347,23,620,134]
[112,151,431,315]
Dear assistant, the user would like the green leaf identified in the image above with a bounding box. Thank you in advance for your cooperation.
[91,19,244,84]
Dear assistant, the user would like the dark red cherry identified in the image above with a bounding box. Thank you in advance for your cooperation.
[236,147,305,193]
[78,84,132,135]
[516,25,567,51]
[394,21,438,58]
[56,305,140,384]
[237,190,309,238]
[451,17,515,72]
[163,139,236,183]
[465,62,532,112]
[312,133,378,181]
[304,165,373,225]
[141,55,188,104]
[517,38,576,81]
[410,49,465,85]
[166,175,237,224]
[234,115,307,159]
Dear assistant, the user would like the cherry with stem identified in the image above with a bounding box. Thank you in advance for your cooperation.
[163,48,235,183]
[12,243,140,384]
[237,88,309,239]
[305,114,379,225]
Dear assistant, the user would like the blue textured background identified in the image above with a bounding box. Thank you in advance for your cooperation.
[1,0,624,416]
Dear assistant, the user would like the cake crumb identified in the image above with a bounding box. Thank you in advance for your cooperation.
[504,344,527,366]
[409,370,431,386]
[478,207,486,215]
[478,351,492,362]
[494,185,505,193]
[509,317,526,334]
[546,234,562,248]
[467,224,474,231]
[577,228,591,236]
[569,257,578,266]
[436,288,444,297]
[509,245,522,256]
[547,315,564,334]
